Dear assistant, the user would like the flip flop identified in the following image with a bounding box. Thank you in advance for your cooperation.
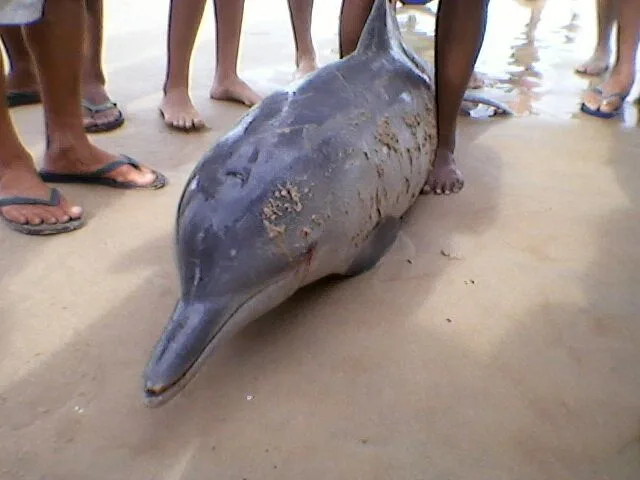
[580,87,627,119]
[0,188,85,236]
[39,155,168,190]
[82,99,125,133]
[6,90,41,108]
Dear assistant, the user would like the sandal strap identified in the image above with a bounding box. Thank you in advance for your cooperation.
[82,99,118,113]
[0,188,61,207]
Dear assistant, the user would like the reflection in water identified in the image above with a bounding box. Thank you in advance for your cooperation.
[396,5,436,62]
[503,0,546,116]
[396,0,639,121]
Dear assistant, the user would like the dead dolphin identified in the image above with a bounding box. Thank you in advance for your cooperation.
[143,0,474,406]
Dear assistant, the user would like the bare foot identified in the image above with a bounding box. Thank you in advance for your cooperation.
[294,57,318,80]
[467,70,485,89]
[160,87,207,132]
[82,82,124,133]
[422,148,464,195]
[0,165,82,227]
[44,141,161,188]
[575,51,610,76]
[210,76,263,107]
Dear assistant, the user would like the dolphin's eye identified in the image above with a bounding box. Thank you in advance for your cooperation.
[226,170,247,185]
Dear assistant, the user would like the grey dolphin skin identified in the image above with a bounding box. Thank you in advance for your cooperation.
[142,0,494,407]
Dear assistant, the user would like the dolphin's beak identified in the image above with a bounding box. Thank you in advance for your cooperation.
[143,299,229,407]
[142,267,306,407]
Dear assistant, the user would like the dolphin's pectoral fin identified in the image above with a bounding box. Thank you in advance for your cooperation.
[343,216,401,277]
[460,92,515,117]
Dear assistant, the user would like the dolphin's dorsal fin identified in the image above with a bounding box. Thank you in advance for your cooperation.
[354,0,402,56]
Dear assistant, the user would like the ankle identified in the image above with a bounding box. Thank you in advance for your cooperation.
[0,152,36,178]
[8,62,37,78]
[213,72,239,86]
[437,135,456,155]
[605,67,636,88]
[163,84,190,97]
[296,53,316,66]
[82,69,106,86]
[46,133,91,159]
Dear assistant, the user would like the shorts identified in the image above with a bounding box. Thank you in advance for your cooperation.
[0,0,45,26]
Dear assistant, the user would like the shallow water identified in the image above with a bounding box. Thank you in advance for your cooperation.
[397,0,639,124]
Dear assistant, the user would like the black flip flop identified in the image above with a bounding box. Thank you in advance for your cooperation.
[82,99,125,133]
[7,91,41,108]
[0,188,85,236]
[39,155,168,190]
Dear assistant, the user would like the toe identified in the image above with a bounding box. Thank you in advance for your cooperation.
[67,205,83,220]
[133,169,156,186]
[114,164,158,187]
[601,97,623,113]
[39,208,59,225]
[26,212,44,225]
[1,207,27,225]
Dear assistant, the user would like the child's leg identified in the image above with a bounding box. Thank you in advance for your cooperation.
[287,0,317,79]
[575,0,616,76]
[159,0,208,131]
[581,0,640,116]
[209,0,262,107]
[82,0,124,133]
[0,26,40,100]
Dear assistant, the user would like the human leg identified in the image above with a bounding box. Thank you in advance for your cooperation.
[0,22,83,232]
[581,0,640,118]
[0,25,41,106]
[423,0,490,195]
[575,0,616,76]
[209,0,262,106]
[24,0,164,187]
[81,0,125,133]
[287,0,318,78]
[338,0,374,58]
[159,0,208,131]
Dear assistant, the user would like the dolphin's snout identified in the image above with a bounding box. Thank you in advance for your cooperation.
[142,300,228,405]
[144,381,168,396]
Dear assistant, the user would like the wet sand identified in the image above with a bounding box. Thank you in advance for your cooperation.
[1,0,639,478]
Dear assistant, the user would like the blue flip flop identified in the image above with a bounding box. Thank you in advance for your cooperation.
[0,188,85,236]
[580,87,627,119]
[82,99,125,133]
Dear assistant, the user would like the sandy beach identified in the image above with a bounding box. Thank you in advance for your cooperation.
[1,0,639,478]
